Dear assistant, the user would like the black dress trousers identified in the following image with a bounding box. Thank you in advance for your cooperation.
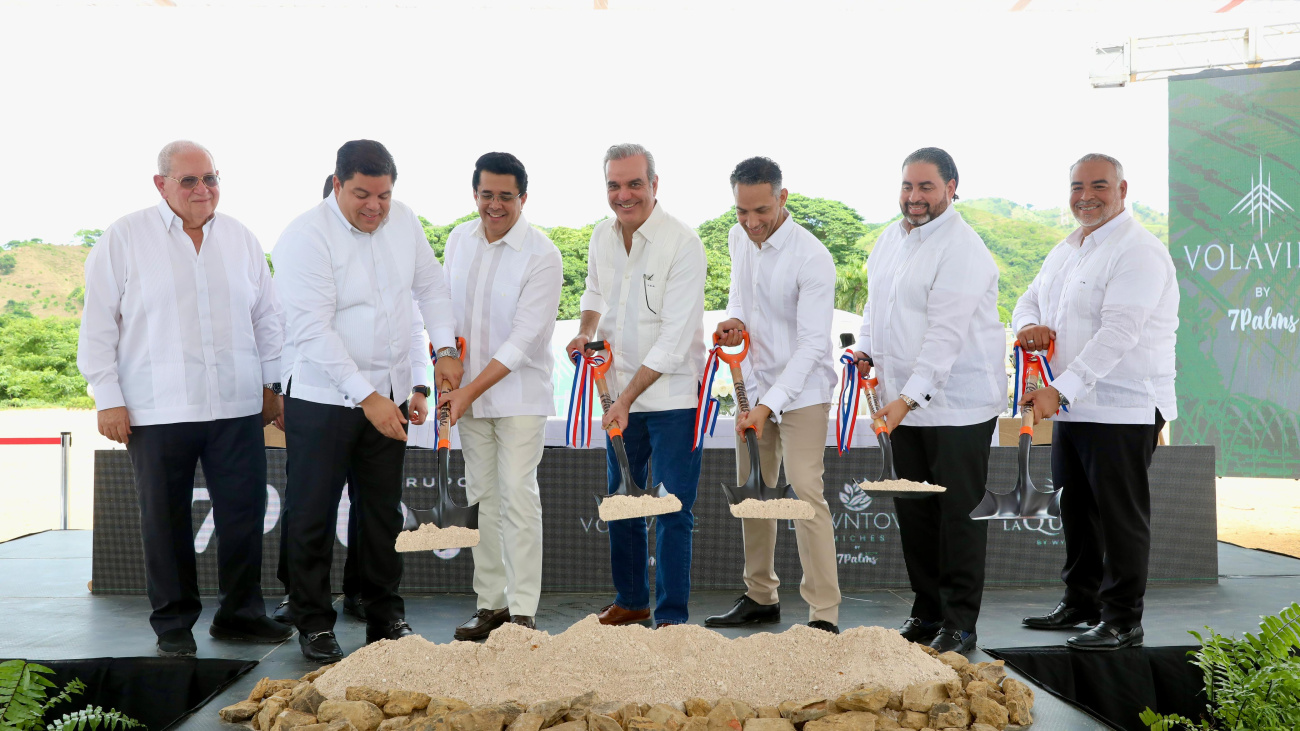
[277,475,364,599]
[1053,410,1164,626]
[125,413,268,636]
[283,395,407,634]
[889,416,998,633]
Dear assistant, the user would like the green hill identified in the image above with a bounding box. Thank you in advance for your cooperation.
[0,240,89,318]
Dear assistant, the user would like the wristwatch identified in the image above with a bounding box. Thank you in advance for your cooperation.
[412,385,431,397]
[1058,390,1070,408]
[435,346,459,361]
[264,382,282,395]
[900,394,920,411]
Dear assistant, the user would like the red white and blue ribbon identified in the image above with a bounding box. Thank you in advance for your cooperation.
[1011,344,1068,416]
[565,351,596,448]
[692,346,723,452]
[835,351,864,454]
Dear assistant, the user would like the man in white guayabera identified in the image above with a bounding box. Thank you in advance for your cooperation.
[1017,153,1178,652]
[77,140,291,658]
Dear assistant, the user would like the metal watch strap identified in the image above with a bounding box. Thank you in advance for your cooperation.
[1058,390,1070,408]
[263,382,282,395]
[435,346,459,360]
[901,394,920,411]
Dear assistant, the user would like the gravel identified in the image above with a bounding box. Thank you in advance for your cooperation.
[313,615,955,705]
[728,499,815,520]
[395,524,481,552]
[598,495,683,522]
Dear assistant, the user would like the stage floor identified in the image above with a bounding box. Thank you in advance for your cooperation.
[3,531,1298,731]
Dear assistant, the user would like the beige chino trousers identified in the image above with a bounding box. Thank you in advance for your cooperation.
[735,402,841,624]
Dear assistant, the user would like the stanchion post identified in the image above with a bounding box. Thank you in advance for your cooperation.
[60,431,71,530]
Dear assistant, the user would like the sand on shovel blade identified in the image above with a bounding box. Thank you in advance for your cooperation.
[395,523,481,552]
[728,498,815,520]
[598,494,682,522]
[858,478,946,494]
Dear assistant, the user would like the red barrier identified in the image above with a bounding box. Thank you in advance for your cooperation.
[0,437,63,445]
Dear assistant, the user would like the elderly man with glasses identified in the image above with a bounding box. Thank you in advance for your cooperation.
[78,140,290,657]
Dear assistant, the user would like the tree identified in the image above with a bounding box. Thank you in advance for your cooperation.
[834,263,869,314]
[542,223,598,320]
[0,253,14,276]
[0,315,93,408]
[74,229,103,247]
[695,208,735,311]
[420,213,478,258]
[786,193,870,267]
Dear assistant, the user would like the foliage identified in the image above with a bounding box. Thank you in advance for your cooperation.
[73,229,103,248]
[956,203,1067,321]
[785,193,870,267]
[264,252,274,276]
[0,252,15,275]
[834,262,869,314]
[0,315,93,408]
[541,222,598,321]
[1141,601,1300,730]
[420,213,479,258]
[3,238,44,250]
[695,208,735,311]
[0,659,140,731]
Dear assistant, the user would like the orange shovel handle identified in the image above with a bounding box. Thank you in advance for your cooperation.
[713,330,750,366]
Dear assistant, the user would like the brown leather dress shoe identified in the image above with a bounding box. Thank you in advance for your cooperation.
[510,615,536,629]
[597,603,651,625]
[454,608,510,641]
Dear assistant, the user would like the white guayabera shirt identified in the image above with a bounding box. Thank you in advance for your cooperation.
[444,214,563,418]
[857,205,1007,428]
[580,202,707,413]
[77,199,284,426]
[1012,209,1178,424]
[724,213,837,422]
[273,195,455,408]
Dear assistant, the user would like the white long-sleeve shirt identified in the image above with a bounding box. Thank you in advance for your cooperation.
[77,199,283,426]
[444,215,563,418]
[579,202,706,412]
[725,213,837,421]
[1012,209,1178,424]
[273,195,455,408]
[857,205,1007,427]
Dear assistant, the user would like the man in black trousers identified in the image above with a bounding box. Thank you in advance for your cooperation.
[1015,153,1177,651]
[274,140,459,662]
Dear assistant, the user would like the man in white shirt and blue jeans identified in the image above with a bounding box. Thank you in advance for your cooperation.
[439,152,563,639]
[1017,153,1177,651]
[856,148,1007,655]
[704,157,842,634]
[77,140,291,657]
[566,144,707,628]
[274,140,462,662]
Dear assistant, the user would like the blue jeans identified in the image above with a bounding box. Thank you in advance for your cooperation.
[606,407,702,625]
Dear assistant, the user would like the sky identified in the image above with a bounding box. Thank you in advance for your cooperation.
[1,0,1298,249]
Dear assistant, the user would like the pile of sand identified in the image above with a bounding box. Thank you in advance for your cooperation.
[728,499,814,520]
[314,616,954,705]
[395,524,481,552]
[598,495,682,522]
[857,479,944,494]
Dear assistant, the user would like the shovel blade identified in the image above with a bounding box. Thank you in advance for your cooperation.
[970,488,1021,520]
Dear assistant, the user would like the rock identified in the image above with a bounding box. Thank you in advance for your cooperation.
[570,693,601,713]
[431,699,473,716]
[259,697,291,731]
[300,664,336,684]
[754,708,780,720]
[918,645,940,657]
[625,719,667,731]
[590,703,623,719]
[589,713,624,731]
[646,705,689,731]
[777,699,829,725]
[742,720,795,731]
[275,710,322,731]
[926,703,968,730]
[706,702,742,731]
[379,718,412,731]
[614,704,643,727]
[961,681,1004,704]
[872,715,900,731]
[974,662,1006,686]
[319,700,386,731]
[684,700,712,718]
[1006,699,1032,726]
[548,722,587,731]
[941,680,963,702]
[291,683,328,715]
[971,725,999,731]
[295,725,330,731]
[968,695,1007,729]
[679,718,706,731]
[408,717,449,731]
[385,693,434,718]
[885,693,902,713]
[901,682,948,714]
[805,712,876,731]
[276,690,296,700]
[449,708,506,731]
[488,703,528,726]
[1001,678,1034,709]
[250,678,273,702]
[835,688,890,713]
[222,700,264,723]
[507,713,546,731]
[716,700,755,721]
[936,652,968,671]
[526,700,571,728]
[348,688,391,709]
[896,711,928,730]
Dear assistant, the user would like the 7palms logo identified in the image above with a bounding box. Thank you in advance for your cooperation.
[1230,157,1293,238]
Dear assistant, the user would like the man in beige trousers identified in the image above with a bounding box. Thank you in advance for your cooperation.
[704,157,842,633]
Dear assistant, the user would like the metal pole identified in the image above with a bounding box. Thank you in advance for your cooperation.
[60,432,71,530]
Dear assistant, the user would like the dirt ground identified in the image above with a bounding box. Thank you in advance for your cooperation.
[1216,476,1300,558]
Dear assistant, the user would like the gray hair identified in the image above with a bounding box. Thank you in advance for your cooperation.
[603,143,656,182]
[1070,152,1124,183]
[157,140,214,176]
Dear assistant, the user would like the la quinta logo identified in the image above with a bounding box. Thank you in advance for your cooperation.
[1230,157,1293,238]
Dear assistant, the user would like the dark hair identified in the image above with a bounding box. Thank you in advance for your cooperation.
[730,156,783,192]
[902,147,959,201]
[335,139,397,184]
[322,174,334,199]
[472,152,528,196]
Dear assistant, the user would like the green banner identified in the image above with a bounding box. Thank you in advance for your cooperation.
[1169,66,1300,477]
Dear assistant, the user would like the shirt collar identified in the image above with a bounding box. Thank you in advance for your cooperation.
[757,209,795,250]
[156,198,214,234]
[1066,208,1131,248]
[473,213,530,251]
[902,203,958,243]
[617,200,666,244]
[325,191,389,235]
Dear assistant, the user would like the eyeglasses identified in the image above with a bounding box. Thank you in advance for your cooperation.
[167,174,221,189]
[476,191,519,204]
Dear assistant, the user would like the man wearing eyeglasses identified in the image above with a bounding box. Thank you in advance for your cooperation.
[274,139,461,663]
[437,152,562,639]
[78,140,290,658]
[564,143,707,628]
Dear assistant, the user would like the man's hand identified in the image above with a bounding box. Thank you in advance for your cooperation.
[98,406,132,445]
[735,403,772,439]
[715,318,746,347]
[853,350,873,367]
[437,388,475,426]
[601,396,630,434]
[360,392,408,441]
[565,333,591,360]
[872,398,912,431]
[1016,324,1056,352]
[1020,386,1060,425]
[409,391,429,426]
[274,395,285,431]
[262,387,282,427]
[434,356,464,390]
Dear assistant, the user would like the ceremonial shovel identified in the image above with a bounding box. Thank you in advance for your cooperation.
[839,334,898,485]
[716,331,796,506]
[403,337,480,533]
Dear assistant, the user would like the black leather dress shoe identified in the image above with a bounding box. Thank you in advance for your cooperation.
[1067,622,1143,651]
[299,630,344,663]
[510,615,536,629]
[210,615,294,643]
[897,617,942,644]
[343,594,366,621]
[156,628,197,657]
[808,620,840,634]
[366,619,415,644]
[455,608,510,641]
[929,628,977,654]
[704,596,780,627]
[272,597,293,625]
[1023,601,1101,630]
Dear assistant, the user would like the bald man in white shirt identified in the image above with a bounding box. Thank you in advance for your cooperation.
[1017,153,1177,652]
[78,140,292,658]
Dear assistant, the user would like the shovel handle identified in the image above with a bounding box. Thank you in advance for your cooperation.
[727,363,752,415]
[438,378,452,449]
[713,330,750,366]
[862,379,889,434]
[1020,407,1035,436]
[591,367,622,438]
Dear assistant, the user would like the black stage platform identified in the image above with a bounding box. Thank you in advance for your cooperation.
[3,530,1298,730]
